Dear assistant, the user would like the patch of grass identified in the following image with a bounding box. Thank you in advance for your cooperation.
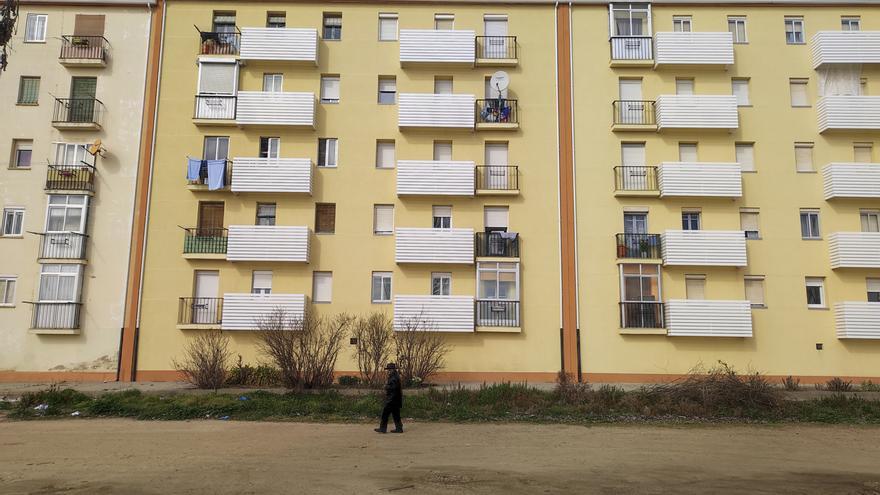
[861,380,880,392]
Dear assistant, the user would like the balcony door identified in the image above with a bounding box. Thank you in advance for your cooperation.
[69,77,97,123]
[197,201,224,237]
[620,264,662,328]
[45,195,88,259]
[483,16,508,59]
[193,270,219,324]
[484,206,510,256]
[483,143,509,190]
[620,143,648,190]
[618,80,645,124]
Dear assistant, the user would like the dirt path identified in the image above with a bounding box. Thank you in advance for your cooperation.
[1,419,879,494]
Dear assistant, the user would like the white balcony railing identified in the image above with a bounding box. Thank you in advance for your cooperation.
[397,160,475,196]
[665,299,753,337]
[811,31,880,68]
[662,230,748,267]
[236,91,315,127]
[398,93,476,129]
[231,158,312,194]
[239,28,318,63]
[829,232,880,269]
[393,295,475,332]
[834,302,880,339]
[817,96,880,132]
[822,163,880,200]
[221,293,306,331]
[654,32,734,66]
[395,228,474,264]
[399,29,476,65]
[658,162,742,198]
[227,225,310,262]
[655,95,739,130]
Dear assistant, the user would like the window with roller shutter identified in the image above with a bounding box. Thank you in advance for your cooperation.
[198,62,237,95]
[315,204,336,234]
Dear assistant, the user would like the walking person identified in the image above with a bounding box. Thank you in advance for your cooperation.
[375,363,403,434]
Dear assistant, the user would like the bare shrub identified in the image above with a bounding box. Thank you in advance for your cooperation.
[553,370,592,405]
[172,330,231,391]
[351,312,394,388]
[826,377,853,393]
[781,375,801,391]
[255,307,353,389]
[394,313,451,386]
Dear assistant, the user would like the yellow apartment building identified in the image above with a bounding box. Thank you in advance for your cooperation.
[0,0,155,379]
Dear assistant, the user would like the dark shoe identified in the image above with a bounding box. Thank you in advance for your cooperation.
[374,428,387,434]
[390,429,403,434]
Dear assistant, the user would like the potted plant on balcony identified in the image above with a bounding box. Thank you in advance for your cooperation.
[617,242,628,258]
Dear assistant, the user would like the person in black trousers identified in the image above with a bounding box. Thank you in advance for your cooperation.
[375,363,403,434]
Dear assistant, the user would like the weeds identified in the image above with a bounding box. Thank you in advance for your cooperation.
[225,356,282,387]
[826,377,853,393]
[781,376,801,391]
[861,380,880,392]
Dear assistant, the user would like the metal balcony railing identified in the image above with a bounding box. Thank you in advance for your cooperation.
[613,166,658,192]
[178,297,223,325]
[613,100,656,126]
[183,227,227,254]
[52,98,104,125]
[476,299,520,327]
[619,302,664,329]
[615,233,661,259]
[46,164,96,192]
[59,35,108,61]
[36,232,88,260]
[475,231,520,258]
[29,302,82,330]
[198,30,240,55]
[476,99,518,125]
[475,166,519,191]
[475,36,517,60]
[610,36,653,61]
[193,95,237,120]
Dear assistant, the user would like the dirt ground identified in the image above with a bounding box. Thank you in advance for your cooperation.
[1,420,879,495]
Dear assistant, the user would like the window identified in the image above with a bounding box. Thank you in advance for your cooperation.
[256,203,276,226]
[610,3,650,37]
[678,143,697,162]
[727,16,747,43]
[736,143,755,172]
[675,78,694,96]
[854,143,873,163]
[11,140,32,169]
[376,141,395,169]
[17,77,40,105]
[259,137,279,159]
[484,206,510,230]
[198,61,237,95]
[732,79,750,106]
[477,262,519,300]
[685,275,706,300]
[378,13,398,41]
[315,204,336,234]
[805,277,825,308]
[672,16,692,32]
[795,142,814,172]
[621,143,645,166]
[373,205,393,235]
[433,206,452,229]
[789,79,809,107]
[371,272,392,303]
[740,209,760,239]
[431,272,451,296]
[54,143,93,167]
[842,16,860,31]
[47,195,87,233]
[252,271,272,294]
[38,264,81,302]
[25,14,47,42]
[313,272,333,303]
[434,13,454,30]
[213,12,236,33]
[744,276,766,308]
[203,136,229,160]
[434,77,453,94]
[867,278,880,302]
[318,138,338,168]
[785,17,805,44]
[2,208,24,236]
[323,13,342,40]
[800,209,821,239]
[262,73,283,92]
[620,264,661,303]
[267,12,286,28]
[378,77,396,104]
[0,277,15,306]
[320,76,340,103]
[861,210,880,233]
[682,211,701,230]
[433,141,452,161]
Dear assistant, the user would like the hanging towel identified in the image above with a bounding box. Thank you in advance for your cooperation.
[206,159,226,190]
[186,157,203,181]
[498,231,518,240]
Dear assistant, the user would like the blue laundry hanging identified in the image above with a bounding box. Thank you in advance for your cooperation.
[206,159,226,190]
[186,157,203,181]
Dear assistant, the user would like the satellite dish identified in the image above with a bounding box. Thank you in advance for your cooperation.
[489,71,510,92]
[87,139,105,157]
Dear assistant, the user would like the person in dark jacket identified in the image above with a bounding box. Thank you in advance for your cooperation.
[375,363,403,433]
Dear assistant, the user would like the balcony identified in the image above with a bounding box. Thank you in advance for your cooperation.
[609,36,653,66]
[475,36,517,66]
[811,31,880,68]
[399,29,475,66]
[829,232,880,269]
[239,27,318,63]
[619,302,665,330]
[834,302,880,339]
[393,295,475,332]
[662,230,748,267]
[475,231,520,258]
[236,92,315,128]
[182,227,227,259]
[654,32,734,67]
[231,158,312,194]
[29,302,82,332]
[822,163,880,200]
[476,300,520,329]
[658,162,743,198]
[817,96,880,133]
[52,98,104,130]
[665,300,753,337]
[475,166,519,195]
[395,228,474,264]
[398,93,476,129]
[193,95,236,124]
[655,95,739,130]
[227,225,310,262]
[613,166,659,196]
[612,100,656,131]
[186,159,231,191]
[615,233,661,260]
[36,232,87,261]
[177,297,223,328]
[475,99,519,130]
[221,293,306,331]
[46,165,95,193]
[59,35,108,67]
[396,160,475,196]
[198,30,240,56]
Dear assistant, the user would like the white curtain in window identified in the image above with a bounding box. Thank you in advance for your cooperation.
[376,142,395,168]
[818,64,862,96]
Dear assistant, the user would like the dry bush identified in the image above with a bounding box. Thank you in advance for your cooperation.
[256,307,353,389]
[826,377,853,393]
[553,370,592,405]
[351,312,394,387]
[781,375,801,391]
[172,330,231,391]
[394,313,450,386]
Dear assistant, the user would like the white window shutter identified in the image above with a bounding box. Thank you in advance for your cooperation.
[484,206,509,229]
[313,273,332,303]
[199,62,236,94]
[374,205,393,233]
[736,144,755,171]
